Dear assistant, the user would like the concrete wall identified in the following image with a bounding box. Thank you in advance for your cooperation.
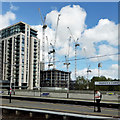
[1,89,119,101]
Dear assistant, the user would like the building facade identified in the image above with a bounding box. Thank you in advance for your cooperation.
[40,69,71,88]
[0,21,40,90]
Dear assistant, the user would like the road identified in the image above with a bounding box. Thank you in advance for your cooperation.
[1,98,120,119]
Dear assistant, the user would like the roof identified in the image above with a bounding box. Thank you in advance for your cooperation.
[42,69,71,73]
[0,21,38,32]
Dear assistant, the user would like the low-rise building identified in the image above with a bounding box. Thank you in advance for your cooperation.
[40,69,71,88]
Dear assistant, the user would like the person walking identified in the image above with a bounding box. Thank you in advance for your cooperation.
[95,90,101,112]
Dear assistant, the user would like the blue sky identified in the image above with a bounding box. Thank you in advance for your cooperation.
[2,2,118,25]
[1,2,119,80]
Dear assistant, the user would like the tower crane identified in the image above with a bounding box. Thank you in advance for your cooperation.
[83,48,92,80]
[97,56,102,77]
[63,36,71,98]
[96,47,102,77]
[67,27,80,80]
[98,62,102,77]
[46,36,52,69]
[48,43,55,67]
[83,47,91,89]
[64,36,71,71]
[38,8,47,69]
[48,14,61,69]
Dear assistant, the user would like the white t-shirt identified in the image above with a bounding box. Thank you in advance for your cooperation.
[95,91,101,99]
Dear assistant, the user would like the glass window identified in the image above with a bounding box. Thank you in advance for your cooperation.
[22,59,24,63]
[22,47,24,51]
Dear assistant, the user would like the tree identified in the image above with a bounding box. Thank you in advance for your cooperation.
[89,76,120,91]
[75,76,88,90]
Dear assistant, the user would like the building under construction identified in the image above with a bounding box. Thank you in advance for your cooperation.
[40,69,71,88]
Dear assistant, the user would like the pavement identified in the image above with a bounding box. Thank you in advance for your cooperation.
[1,98,120,119]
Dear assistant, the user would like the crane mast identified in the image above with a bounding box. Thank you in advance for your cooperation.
[38,8,47,69]
[64,36,71,71]
[53,14,61,69]
[67,27,80,80]
[48,14,61,69]
[64,36,71,98]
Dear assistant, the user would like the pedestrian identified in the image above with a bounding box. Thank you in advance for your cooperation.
[94,90,101,112]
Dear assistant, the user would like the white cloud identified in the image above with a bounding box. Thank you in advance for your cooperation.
[46,5,87,56]
[76,64,119,80]
[32,5,118,79]
[33,4,87,64]
[80,19,118,61]
[10,3,19,11]
[0,11,16,29]
[98,44,118,61]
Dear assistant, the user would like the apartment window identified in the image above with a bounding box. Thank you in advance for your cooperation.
[21,51,24,55]
[27,26,29,36]
[21,74,24,83]
[22,47,24,51]
[22,59,24,63]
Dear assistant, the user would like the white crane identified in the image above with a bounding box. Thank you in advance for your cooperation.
[67,27,80,80]
[83,47,91,90]
[83,47,92,80]
[98,61,102,77]
[48,14,61,69]
[64,36,71,71]
[63,36,71,98]
[38,8,47,69]
[46,36,52,69]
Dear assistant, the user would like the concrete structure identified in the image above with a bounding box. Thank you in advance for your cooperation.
[0,39,2,80]
[0,21,40,90]
[40,69,71,88]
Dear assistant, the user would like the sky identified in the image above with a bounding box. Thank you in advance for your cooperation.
[0,2,119,80]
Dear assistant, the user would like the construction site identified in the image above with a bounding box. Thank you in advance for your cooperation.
[38,8,103,90]
[0,7,117,91]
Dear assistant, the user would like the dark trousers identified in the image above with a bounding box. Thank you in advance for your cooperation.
[96,99,101,112]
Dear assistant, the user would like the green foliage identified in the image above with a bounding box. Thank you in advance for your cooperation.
[74,76,120,91]
[89,76,120,91]
[75,76,89,90]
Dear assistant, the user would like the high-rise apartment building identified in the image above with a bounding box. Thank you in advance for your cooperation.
[0,21,40,90]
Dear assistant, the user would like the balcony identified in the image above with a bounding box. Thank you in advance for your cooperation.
[7,57,11,60]
[34,51,37,54]
[15,59,19,62]
[15,55,20,58]
[34,47,37,51]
